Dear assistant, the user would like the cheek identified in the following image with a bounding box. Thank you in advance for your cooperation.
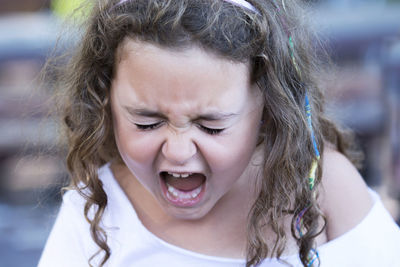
[201,118,260,175]
[113,114,160,173]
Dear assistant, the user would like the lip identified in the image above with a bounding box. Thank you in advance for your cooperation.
[159,172,206,208]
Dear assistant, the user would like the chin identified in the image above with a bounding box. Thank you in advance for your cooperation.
[160,200,213,221]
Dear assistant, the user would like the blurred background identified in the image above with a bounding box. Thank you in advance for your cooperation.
[0,0,399,266]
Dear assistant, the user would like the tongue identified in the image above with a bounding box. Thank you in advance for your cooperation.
[165,173,205,191]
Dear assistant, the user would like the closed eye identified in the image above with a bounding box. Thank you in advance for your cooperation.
[135,122,163,131]
[198,125,225,135]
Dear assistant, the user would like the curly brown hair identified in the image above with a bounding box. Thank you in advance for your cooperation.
[51,0,361,266]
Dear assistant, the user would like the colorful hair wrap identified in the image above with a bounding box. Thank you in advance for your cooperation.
[305,93,320,190]
[269,1,321,265]
[307,248,320,267]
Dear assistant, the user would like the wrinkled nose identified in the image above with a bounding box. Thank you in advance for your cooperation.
[161,132,197,165]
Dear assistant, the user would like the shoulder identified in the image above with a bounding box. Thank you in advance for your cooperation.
[318,147,374,241]
[38,190,93,267]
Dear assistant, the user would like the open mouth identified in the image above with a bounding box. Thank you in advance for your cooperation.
[159,171,206,207]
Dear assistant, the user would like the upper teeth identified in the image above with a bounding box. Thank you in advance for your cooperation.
[168,172,191,178]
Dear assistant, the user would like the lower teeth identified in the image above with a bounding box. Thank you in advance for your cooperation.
[166,183,202,199]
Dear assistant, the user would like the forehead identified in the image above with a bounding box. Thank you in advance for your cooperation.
[112,39,254,115]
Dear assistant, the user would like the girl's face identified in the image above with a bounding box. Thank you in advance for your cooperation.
[111,40,263,220]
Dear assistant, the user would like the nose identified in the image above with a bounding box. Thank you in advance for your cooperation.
[161,131,197,165]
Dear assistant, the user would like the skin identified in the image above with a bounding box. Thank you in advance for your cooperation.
[320,147,374,241]
[109,39,374,258]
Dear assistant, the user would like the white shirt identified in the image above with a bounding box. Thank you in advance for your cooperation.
[38,164,400,267]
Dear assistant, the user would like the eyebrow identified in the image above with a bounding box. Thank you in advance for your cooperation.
[196,113,238,121]
[124,107,167,119]
[124,107,238,121]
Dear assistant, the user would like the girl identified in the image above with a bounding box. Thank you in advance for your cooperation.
[39,0,400,266]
